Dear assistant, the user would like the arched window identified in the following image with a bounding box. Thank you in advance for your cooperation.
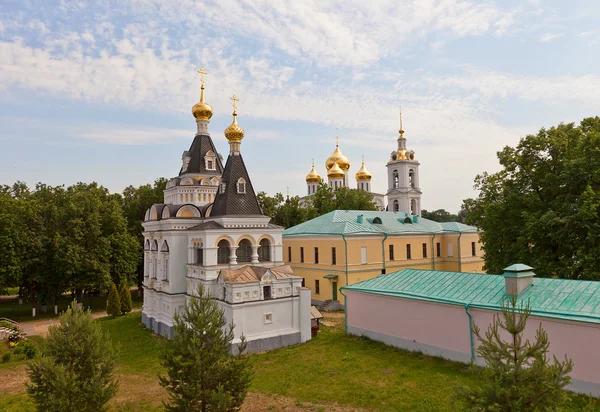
[217,239,230,264]
[411,199,417,215]
[373,217,382,224]
[393,170,399,188]
[393,200,399,212]
[161,241,169,253]
[258,238,271,262]
[236,239,252,263]
[409,169,415,188]
[404,217,413,224]
[151,240,158,251]
[144,239,150,251]
[237,178,246,194]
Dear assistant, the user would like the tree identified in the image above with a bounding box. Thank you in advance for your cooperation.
[421,209,459,222]
[106,283,121,318]
[457,295,573,411]
[27,301,118,411]
[119,178,168,291]
[464,117,600,279]
[119,281,132,315]
[159,284,251,411]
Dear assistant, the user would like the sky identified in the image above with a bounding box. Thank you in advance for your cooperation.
[1,0,599,212]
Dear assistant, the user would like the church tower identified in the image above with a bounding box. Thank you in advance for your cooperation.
[386,108,422,215]
[163,68,223,206]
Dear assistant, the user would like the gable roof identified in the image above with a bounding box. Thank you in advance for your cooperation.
[343,268,600,324]
[219,265,297,284]
[283,210,478,237]
[211,153,262,216]
[179,133,224,176]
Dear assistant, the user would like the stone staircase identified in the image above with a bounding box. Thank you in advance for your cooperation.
[317,300,344,312]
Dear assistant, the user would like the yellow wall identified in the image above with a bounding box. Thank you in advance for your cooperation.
[284,232,484,303]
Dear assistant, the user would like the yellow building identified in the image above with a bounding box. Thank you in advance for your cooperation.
[283,210,483,307]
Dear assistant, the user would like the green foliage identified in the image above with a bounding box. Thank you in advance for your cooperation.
[0,320,18,331]
[159,284,252,411]
[257,180,377,229]
[26,301,118,412]
[106,283,121,318]
[22,340,37,359]
[2,352,10,363]
[464,117,600,279]
[421,209,463,223]
[119,282,133,315]
[456,295,573,411]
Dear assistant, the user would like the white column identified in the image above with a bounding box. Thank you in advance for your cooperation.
[229,246,238,265]
[251,246,259,264]
[299,287,311,343]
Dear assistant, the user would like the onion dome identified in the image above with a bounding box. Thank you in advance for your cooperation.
[224,94,245,143]
[191,68,214,121]
[306,159,321,183]
[355,156,372,181]
[327,162,344,179]
[325,137,350,171]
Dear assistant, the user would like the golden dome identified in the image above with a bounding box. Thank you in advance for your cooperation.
[306,159,321,183]
[192,68,213,121]
[224,94,244,143]
[325,137,350,171]
[355,156,372,181]
[327,162,344,179]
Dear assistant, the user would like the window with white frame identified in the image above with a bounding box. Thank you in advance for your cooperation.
[204,150,216,171]
[264,313,273,324]
[237,178,246,194]
[164,257,169,281]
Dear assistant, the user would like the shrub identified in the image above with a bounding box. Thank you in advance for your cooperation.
[0,321,18,331]
[27,301,118,412]
[2,352,11,363]
[106,283,121,318]
[119,281,132,315]
[13,344,23,355]
[22,340,37,359]
[159,284,251,411]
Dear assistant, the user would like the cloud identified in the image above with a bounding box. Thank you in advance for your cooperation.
[540,33,562,42]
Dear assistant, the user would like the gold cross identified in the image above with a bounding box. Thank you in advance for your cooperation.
[197,67,207,86]
[362,155,365,164]
[312,158,315,167]
[335,136,339,147]
[399,105,404,133]
[230,94,239,111]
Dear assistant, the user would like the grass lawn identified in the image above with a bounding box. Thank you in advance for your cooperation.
[0,312,596,411]
[0,291,143,322]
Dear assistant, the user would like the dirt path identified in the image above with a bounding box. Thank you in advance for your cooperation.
[19,308,142,337]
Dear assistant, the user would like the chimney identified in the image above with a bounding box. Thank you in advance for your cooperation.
[412,215,419,223]
[503,264,535,296]
[357,214,363,223]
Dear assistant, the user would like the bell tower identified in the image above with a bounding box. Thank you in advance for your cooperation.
[386,107,422,215]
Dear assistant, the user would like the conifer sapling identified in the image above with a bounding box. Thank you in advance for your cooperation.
[106,283,121,318]
[119,281,133,315]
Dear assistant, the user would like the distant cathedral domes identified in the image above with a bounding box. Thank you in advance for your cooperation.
[305,159,321,183]
[325,137,350,171]
[327,162,344,179]
[355,157,372,181]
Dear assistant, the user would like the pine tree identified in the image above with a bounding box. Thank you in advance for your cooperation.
[457,295,573,411]
[119,281,132,315]
[106,283,121,318]
[159,284,252,411]
[27,301,118,411]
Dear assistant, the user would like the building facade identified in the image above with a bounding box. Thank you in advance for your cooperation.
[343,265,600,396]
[141,71,311,351]
[282,210,483,307]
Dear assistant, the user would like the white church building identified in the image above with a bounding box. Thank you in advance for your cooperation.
[301,110,422,215]
[141,69,311,351]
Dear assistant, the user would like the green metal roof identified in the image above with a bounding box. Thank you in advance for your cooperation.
[283,210,478,237]
[342,268,600,324]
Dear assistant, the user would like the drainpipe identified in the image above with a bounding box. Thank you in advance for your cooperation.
[464,304,475,361]
[381,233,388,274]
[431,233,436,271]
[342,234,349,289]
